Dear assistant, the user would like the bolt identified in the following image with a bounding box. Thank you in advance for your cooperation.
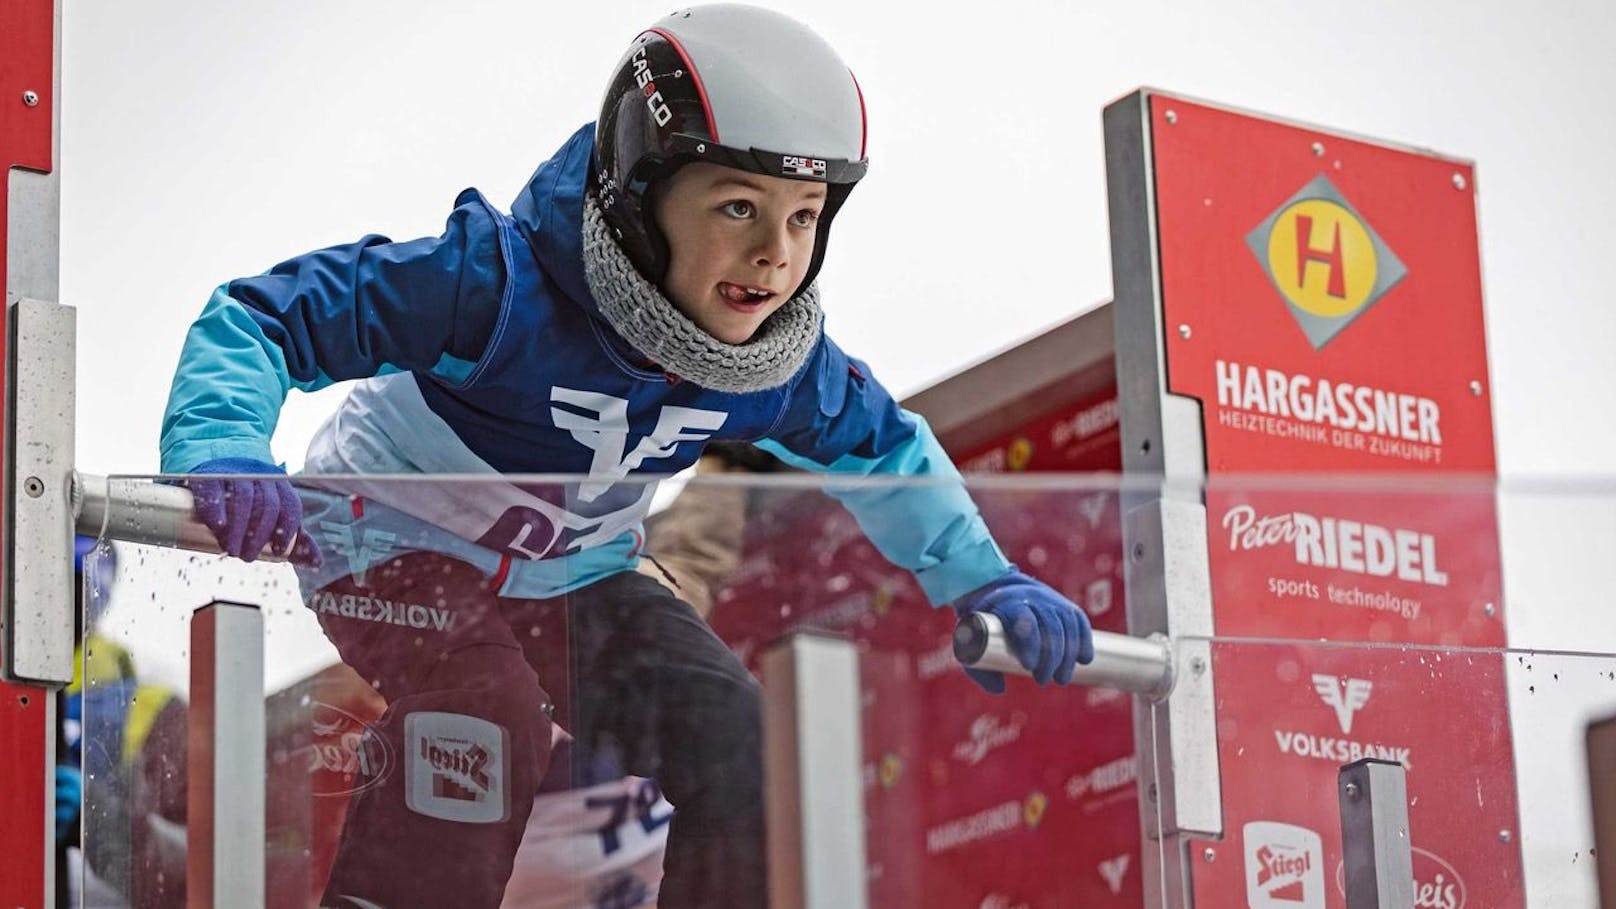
[1164,109,1178,125]
[1132,542,1147,563]
[1484,602,1496,618]
[1178,323,1192,339]
[696,143,707,153]
[1311,141,1325,157]
[1469,380,1483,396]
[1190,656,1206,676]
[22,90,39,107]
[1453,173,1468,191]
[1147,782,1158,803]
[1345,781,1361,801]
[1203,847,1216,863]
[23,477,44,498]
[1499,829,1513,843]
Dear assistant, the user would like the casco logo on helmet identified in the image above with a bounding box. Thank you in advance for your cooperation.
[782,155,828,179]
[631,47,673,127]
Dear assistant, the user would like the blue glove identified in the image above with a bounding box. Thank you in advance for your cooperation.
[953,568,1094,694]
[188,457,320,566]
[55,764,81,845]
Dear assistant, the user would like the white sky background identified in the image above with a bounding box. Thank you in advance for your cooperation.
[62,0,1616,478]
[55,2,1616,901]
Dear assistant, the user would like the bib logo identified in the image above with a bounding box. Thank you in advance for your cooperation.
[1244,821,1325,908]
[550,386,727,502]
[405,712,510,824]
[1247,174,1407,349]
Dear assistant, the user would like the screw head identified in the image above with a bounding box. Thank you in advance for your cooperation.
[696,143,707,153]
[23,477,44,498]
[1499,829,1513,843]
[1311,141,1325,157]
[1177,323,1192,339]
[1484,602,1497,618]
[1469,380,1484,396]
[1453,173,1468,191]
[1132,542,1147,563]
[22,90,39,107]
[1164,109,1178,125]
[1345,781,1361,801]
[1203,846,1216,863]
[1190,656,1207,675]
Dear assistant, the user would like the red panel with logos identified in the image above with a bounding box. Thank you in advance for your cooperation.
[711,338,1141,907]
[0,0,56,904]
[1144,92,1519,908]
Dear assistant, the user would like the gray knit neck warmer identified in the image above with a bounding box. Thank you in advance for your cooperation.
[579,194,823,393]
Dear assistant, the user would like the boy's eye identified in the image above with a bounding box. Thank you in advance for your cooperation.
[791,209,820,228]
[721,200,754,218]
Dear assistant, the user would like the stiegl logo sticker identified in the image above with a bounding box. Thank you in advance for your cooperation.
[1244,821,1325,908]
[405,712,510,824]
[1247,174,1407,349]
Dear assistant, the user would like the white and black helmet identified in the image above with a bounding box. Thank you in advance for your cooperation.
[594,4,869,297]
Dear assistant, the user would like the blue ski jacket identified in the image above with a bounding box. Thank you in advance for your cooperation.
[160,124,1009,603]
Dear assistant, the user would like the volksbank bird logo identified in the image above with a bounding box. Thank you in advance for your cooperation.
[1098,854,1131,895]
[1313,674,1373,734]
[1247,174,1407,349]
[318,522,398,587]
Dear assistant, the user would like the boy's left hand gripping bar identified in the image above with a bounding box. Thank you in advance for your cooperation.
[72,472,292,562]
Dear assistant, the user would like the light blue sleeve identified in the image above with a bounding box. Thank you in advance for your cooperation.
[756,338,1010,606]
[158,288,331,471]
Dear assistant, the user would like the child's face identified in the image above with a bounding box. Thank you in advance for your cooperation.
[654,163,825,345]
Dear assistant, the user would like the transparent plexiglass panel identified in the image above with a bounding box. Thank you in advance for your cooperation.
[74,472,1615,908]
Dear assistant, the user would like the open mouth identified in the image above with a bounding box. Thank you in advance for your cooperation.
[718,282,777,308]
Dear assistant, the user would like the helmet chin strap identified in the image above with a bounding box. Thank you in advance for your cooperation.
[580,193,824,393]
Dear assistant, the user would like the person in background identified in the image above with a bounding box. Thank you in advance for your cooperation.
[59,537,188,909]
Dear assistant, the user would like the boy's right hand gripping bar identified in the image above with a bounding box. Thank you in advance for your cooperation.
[953,612,1176,699]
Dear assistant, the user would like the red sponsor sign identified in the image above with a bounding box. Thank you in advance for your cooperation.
[1206,485,1504,647]
[714,393,1138,906]
[956,388,1122,473]
[1140,91,1520,907]
[1151,97,1494,475]
[1188,641,1521,909]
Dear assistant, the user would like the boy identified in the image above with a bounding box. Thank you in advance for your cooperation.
[161,6,1093,907]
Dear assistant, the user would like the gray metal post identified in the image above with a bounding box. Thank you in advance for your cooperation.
[1105,88,1224,909]
[190,601,266,909]
[1338,758,1415,909]
[762,631,867,909]
[3,0,72,689]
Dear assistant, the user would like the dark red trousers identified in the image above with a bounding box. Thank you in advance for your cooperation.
[312,554,765,909]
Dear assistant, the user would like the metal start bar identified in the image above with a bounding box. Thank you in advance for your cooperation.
[954,612,1175,699]
[71,472,1181,697]
[71,472,286,561]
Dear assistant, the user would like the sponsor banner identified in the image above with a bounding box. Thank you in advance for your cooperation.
[956,390,1122,473]
[714,462,1139,906]
[1149,95,1495,474]
[1207,486,1504,646]
[1190,641,1522,908]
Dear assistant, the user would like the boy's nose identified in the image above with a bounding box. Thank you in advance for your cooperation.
[751,222,791,269]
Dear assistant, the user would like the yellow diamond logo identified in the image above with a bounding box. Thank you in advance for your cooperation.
[1247,174,1407,349]
[1024,791,1048,829]
[880,753,904,789]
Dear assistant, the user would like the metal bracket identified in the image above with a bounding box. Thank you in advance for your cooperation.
[1338,758,1415,909]
[4,297,74,685]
